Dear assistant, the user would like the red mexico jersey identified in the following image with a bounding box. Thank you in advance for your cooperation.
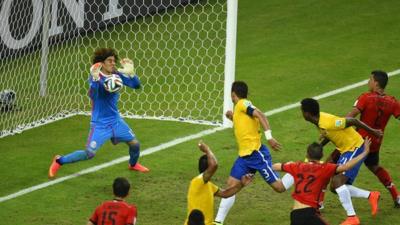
[90,200,137,225]
[354,92,400,151]
[282,161,337,208]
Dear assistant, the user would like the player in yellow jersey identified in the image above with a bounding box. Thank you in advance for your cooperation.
[185,141,252,225]
[300,98,383,225]
[214,81,294,225]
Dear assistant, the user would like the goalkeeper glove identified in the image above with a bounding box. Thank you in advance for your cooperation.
[90,63,102,81]
[117,58,135,77]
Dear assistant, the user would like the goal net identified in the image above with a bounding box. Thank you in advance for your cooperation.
[0,0,235,138]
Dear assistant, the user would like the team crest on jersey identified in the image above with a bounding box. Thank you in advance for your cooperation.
[335,119,343,127]
[90,141,97,149]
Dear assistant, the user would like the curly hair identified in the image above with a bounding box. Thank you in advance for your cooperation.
[92,48,118,64]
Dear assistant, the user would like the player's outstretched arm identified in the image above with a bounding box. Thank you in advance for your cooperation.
[346,107,361,118]
[336,137,371,173]
[198,141,218,183]
[346,118,383,138]
[253,109,282,150]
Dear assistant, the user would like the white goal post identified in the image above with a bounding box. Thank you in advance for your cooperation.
[0,0,237,138]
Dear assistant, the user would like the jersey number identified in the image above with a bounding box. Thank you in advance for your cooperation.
[295,174,316,193]
[101,211,117,225]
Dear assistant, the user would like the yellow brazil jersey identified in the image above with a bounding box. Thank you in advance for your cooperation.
[233,99,262,156]
[318,112,363,154]
[185,174,219,225]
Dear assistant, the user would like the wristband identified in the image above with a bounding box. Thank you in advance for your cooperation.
[264,130,273,140]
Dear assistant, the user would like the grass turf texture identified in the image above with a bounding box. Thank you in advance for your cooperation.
[1,0,400,224]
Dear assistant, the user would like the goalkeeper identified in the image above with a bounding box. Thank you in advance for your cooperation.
[48,48,149,179]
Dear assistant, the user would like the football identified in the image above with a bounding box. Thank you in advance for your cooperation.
[104,75,123,92]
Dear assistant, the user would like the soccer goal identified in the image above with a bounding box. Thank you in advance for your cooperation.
[0,0,237,138]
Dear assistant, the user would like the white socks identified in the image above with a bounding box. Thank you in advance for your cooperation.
[215,195,236,223]
[282,173,294,190]
[336,185,356,216]
[346,184,370,198]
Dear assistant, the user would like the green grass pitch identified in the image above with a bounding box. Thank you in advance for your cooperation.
[1,0,400,224]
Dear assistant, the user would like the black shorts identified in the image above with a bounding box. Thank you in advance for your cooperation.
[290,208,328,225]
[364,151,379,167]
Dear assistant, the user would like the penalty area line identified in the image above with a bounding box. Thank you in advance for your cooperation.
[1,68,399,203]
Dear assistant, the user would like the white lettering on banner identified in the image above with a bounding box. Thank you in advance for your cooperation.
[0,0,43,50]
[49,0,84,36]
[103,0,123,20]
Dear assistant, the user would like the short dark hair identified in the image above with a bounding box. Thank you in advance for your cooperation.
[188,209,205,225]
[113,177,130,198]
[198,155,208,174]
[307,142,323,160]
[371,70,388,89]
[92,48,118,64]
[231,81,248,98]
[301,98,320,117]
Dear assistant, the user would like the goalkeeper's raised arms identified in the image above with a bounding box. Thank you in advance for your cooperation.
[90,63,102,81]
[118,58,135,77]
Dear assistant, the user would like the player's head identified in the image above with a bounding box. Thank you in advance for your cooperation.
[188,209,205,225]
[306,142,323,161]
[369,70,388,91]
[92,48,118,75]
[113,177,130,198]
[198,155,208,174]
[231,81,248,103]
[300,98,320,121]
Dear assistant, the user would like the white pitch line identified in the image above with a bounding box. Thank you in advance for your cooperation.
[1,69,400,203]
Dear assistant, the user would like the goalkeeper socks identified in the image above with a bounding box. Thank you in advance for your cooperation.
[58,150,90,164]
[129,143,140,166]
[215,195,236,223]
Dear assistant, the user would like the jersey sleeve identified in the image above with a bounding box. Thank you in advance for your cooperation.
[126,205,137,225]
[324,115,346,130]
[238,100,256,116]
[325,163,338,177]
[354,93,368,111]
[281,162,297,175]
[394,100,400,118]
[116,72,141,89]
[89,205,101,224]
[88,75,102,99]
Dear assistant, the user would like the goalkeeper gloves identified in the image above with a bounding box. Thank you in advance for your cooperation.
[90,63,102,81]
[117,58,135,77]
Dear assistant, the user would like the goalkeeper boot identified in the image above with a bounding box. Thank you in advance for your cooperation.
[129,162,149,173]
[48,155,62,179]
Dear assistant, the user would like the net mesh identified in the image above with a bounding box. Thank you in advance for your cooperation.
[0,0,227,137]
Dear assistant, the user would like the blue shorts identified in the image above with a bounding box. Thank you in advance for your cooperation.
[230,144,279,184]
[86,119,135,152]
[338,144,365,184]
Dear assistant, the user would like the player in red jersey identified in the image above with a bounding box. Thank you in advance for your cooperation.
[273,139,371,225]
[88,177,137,225]
[347,70,400,207]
